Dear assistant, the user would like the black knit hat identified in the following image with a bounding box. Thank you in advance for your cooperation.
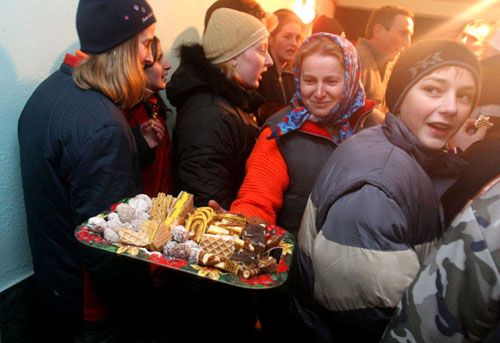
[386,39,481,114]
[312,15,345,35]
[76,0,156,54]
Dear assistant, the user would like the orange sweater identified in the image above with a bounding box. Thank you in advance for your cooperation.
[230,119,333,224]
[230,127,289,224]
[232,103,377,225]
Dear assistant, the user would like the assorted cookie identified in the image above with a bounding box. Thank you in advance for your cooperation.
[85,191,284,279]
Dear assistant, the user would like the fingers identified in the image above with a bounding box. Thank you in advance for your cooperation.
[142,119,166,141]
[208,200,228,214]
[471,124,489,140]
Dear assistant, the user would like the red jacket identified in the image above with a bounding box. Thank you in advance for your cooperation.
[123,95,172,197]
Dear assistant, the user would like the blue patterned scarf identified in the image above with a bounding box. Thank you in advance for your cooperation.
[268,33,366,144]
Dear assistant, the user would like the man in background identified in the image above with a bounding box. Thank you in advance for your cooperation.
[357,5,414,112]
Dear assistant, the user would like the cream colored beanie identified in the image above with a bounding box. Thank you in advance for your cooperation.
[203,8,269,64]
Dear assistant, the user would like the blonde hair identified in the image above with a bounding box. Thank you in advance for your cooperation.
[216,60,236,79]
[73,35,147,109]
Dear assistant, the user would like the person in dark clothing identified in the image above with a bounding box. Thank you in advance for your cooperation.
[167,8,272,209]
[442,135,500,225]
[256,9,305,125]
[291,39,481,342]
[17,0,158,341]
[442,26,500,225]
[164,8,272,342]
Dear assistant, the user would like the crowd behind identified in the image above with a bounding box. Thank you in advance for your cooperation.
[17,0,500,342]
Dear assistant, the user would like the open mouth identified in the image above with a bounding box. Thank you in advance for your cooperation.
[427,122,452,137]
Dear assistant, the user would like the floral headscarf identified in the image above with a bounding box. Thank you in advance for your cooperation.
[268,32,365,144]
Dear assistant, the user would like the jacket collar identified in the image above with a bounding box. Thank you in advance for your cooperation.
[167,43,263,112]
[382,113,468,178]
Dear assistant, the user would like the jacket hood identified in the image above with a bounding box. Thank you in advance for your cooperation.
[166,43,262,112]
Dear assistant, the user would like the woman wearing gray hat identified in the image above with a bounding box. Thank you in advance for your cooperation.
[291,39,481,342]
[168,8,272,209]
[18,0,158,341]
[165,8,272,341]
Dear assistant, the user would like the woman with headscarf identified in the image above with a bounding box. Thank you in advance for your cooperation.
[227,33,383,341]
[230,32,384,237]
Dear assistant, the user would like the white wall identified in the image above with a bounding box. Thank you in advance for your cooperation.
[0,1,80,293]
[0,0,314,293]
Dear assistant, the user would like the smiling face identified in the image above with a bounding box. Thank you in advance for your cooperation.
[399,66,477,150]
[270,21,304,66]
[300,53,345,118]
[144,40,171,92]
[234,38,273,89]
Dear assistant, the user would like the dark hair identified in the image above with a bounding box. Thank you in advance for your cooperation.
[204,0,266,32]
[271,9,304,38]
[365,5,414,39]
[312,15,345,35]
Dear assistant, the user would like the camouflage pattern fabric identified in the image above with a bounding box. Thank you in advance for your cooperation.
[382,175,500,342]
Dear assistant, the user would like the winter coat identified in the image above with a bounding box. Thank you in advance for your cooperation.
[442,136,500,225]
[383,175,500,343]
[291,113,467,342]
[231,101,383,236]
[167,44,259,208]
[256,63,295,125]
[357,38,396,112]
[18,60,153,321]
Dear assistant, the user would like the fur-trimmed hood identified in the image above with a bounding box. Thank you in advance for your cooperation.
[166,43,262,112]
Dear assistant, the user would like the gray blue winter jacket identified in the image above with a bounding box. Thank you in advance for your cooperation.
[291,113,467,342]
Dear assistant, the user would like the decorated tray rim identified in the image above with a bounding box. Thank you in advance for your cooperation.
[75,211,294,290]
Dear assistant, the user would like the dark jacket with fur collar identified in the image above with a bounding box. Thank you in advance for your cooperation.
[167,44,259,208]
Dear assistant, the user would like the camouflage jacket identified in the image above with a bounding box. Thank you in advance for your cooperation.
[382,175,500,342]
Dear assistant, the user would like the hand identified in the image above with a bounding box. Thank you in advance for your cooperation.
[140,119,165,149]
[208,200,228,214]
[448,118,491,152]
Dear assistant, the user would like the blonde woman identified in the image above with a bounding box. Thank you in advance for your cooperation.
[18,0,157,341]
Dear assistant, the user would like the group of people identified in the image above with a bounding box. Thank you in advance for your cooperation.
[17,0,500,342]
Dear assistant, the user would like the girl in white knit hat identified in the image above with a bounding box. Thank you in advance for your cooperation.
[165,8,272,342]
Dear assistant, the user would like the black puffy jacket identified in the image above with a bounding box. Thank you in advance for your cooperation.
[167,44,260,208]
